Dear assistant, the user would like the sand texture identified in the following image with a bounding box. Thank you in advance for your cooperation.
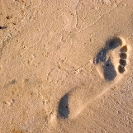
[0,0,133,133]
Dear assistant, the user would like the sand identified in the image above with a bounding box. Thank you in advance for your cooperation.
[0,0,133,133]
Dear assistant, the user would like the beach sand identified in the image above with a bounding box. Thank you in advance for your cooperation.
[0,0,133,132]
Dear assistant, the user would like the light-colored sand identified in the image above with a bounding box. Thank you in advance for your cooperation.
[0,0,133,133]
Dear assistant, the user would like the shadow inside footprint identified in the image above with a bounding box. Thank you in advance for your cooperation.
[107,37,122,49]
[103,58,117,81]
[94,37,121,81]
[95,48,108,64]
[58,94,69,118]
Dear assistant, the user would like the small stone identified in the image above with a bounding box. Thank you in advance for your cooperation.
[6,16,10,19]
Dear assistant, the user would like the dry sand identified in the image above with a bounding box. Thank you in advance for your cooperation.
[0,0,133,133]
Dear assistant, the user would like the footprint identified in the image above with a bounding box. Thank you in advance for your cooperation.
[57,37,129,119]
[94,37,128,81]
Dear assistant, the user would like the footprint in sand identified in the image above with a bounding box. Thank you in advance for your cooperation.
[57,37,129,119]
[94,36,128,80]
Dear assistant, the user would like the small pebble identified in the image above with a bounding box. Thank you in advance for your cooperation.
[6,16,10,19]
